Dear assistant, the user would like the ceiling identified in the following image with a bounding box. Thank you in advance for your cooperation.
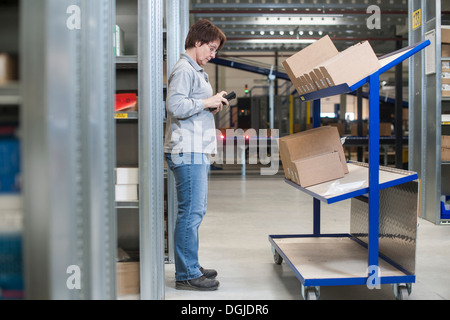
[190,0,415,56]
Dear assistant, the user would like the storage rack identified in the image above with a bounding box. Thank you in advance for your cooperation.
[115,0,167,300]
[409,0,450,224]
[269,40,429,300]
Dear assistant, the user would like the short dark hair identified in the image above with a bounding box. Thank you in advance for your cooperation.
[185,19,226,51]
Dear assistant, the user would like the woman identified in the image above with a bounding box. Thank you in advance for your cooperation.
[164,19,228,291]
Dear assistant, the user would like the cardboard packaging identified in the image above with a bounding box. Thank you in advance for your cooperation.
[279,126,348,188]
[442,44,450,58]
[443,84,450,97]
[442,148,450,161]
[350,122,368,136]
[282,35,338,95]
[116,167,139,184]
[379,122,392,136]
[318,41,381,87]
[442,135,450,161]
[442,28,450,44]
[115,184,138,201]
[289,152,344,187]
[442,135,450,149]
[117,262,140,296]
[0,53,18,85]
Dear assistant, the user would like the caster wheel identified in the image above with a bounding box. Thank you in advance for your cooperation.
[301,285,320,300]
[272,248,283,265]
[393,283,412,300]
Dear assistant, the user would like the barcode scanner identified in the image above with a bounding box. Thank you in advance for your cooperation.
[209,91,236,112]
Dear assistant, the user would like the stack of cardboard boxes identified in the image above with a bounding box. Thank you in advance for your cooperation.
[115,167,139,201]
[279,126,348,188]
[282,35,381,96]
[442,27,450,97]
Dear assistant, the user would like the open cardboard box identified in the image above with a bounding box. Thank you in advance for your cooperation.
[282,35,338,95]
[317,41,381,87]
[282,36,381,94]
[279,126,348,188]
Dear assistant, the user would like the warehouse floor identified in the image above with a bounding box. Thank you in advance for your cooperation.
[163,172,450,300]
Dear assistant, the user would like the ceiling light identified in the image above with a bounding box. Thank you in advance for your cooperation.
[230,39,317,45]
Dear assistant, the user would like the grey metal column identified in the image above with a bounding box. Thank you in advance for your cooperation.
[409,0,442,224]
[21,0,85,299]
[165,0,190,264]
[138,0,165,300]
[80,0,117,299]
[21,0,117,299]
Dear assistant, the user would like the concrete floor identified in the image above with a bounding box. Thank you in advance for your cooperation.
[164,172,450,300]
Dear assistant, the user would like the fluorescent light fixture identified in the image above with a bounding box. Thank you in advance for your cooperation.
[228,39,317,44]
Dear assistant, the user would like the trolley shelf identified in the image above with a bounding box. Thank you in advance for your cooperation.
[268,234,415,287]
[284,161,418,204]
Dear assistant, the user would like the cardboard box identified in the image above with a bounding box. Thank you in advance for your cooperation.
[279,126,348,188]
[117,262,140,296]
[442,147,450,161]
[289,152,344,187]
[350,123,368,136]
[116,167,139,184]
[442,28,450,44]
[443,84,450,97]
[442,44,450,58]
[318,41,381,87]
[115,184,138,201]
[282,35,338,95]
[329,123,345,136]
[442,135,450,149]
[0,53,18,85]
[379,122,391,136]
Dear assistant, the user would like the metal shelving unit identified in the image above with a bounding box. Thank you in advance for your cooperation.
[269,40,428,300]
[114,0,166,300]
[409,0,450,224]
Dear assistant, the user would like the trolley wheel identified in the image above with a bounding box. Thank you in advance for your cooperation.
[301,285,320,300]
[393,283,412,300]
[272,247,283,265]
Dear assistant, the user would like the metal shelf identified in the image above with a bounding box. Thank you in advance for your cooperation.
[116,55,138,69]
[0,83,20,105]
[285,161,418,204]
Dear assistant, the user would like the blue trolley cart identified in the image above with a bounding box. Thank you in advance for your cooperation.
[269,40,430,300]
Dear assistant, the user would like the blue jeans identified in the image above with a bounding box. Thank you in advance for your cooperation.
[165,152,210,281]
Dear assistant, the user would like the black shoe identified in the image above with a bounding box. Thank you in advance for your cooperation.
[200,267,218,279]
[176,275,219,291]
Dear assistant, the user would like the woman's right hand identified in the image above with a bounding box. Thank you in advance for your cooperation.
[203,91,229,113]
